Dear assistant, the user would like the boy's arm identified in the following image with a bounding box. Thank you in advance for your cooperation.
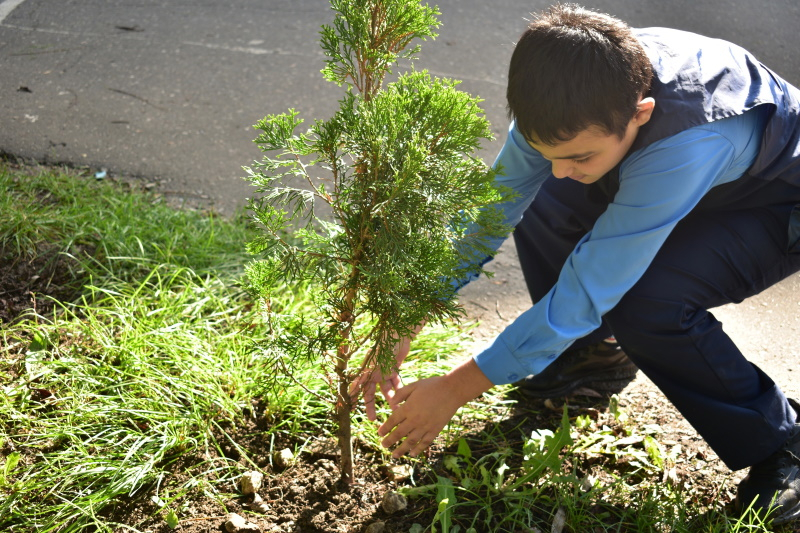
[476,112,764,385]
[378,358,493,458]
[450,121,552,291]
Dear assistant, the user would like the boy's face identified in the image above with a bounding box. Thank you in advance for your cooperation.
[527,98,655,185]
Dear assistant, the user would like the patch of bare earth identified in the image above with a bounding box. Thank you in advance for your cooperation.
[0,245,88,326]
[87,382,744,533]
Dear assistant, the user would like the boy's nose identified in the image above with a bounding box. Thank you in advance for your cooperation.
[550,160,573,179]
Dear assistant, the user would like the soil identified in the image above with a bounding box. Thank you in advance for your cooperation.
[96,385,733,533]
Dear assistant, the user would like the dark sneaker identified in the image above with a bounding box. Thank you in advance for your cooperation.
[735,399,800,525]
[514,339,638,398]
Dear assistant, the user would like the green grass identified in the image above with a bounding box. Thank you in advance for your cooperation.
[0,161,792,532]
[0,162,243,273]
[0,162,272,531]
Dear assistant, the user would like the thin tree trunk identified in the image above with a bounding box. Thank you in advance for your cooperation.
[335,347,354,486]
[334,264,361,487]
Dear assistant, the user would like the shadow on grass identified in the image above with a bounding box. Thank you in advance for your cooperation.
[0,245,91,325]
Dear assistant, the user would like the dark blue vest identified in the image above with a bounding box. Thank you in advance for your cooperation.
[630,28,800,184]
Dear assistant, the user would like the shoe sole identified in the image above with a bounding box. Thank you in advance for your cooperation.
[773,500,800,525]
[516,364,639,398]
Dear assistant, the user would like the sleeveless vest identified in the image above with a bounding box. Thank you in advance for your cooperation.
[630,27,800,184]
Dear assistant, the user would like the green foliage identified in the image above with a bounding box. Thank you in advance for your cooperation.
[1,263,267,532]
[245,67,509,365]
[165,508,179,529]
[396,398,790,533]
[0,162,254,279]
[572,398,668,475]
[432,476,455,533]
[0,162,269,532]
[320,0,441,97]
[397,407,572,532]
[511,405,574,489]
[0,452,21,487]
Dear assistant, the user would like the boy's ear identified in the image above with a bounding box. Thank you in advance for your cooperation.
[633,97,656,126]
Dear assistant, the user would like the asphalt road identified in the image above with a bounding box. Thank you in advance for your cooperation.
[1,0,799,397]
[2,0,799,213]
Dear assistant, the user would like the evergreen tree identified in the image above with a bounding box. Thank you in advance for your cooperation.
[243,0,511,486]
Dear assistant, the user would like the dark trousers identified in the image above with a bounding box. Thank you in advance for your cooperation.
[513,174,800,470]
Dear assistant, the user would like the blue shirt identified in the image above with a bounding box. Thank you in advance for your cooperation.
[472,109,768,385]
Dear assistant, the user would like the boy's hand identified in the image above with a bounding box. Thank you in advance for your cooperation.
[378,375,462,457]
[378,358,493,458]
[349,324,424,421]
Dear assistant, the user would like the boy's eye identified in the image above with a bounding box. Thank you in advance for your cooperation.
[572,156,591,164]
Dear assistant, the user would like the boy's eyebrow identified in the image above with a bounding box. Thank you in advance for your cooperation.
[549,151,594,160]
[526,140,595,160]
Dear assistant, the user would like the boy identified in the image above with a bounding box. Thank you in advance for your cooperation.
[352,3,800,524]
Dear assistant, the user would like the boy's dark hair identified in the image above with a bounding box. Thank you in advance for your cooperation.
[507,3,652,145]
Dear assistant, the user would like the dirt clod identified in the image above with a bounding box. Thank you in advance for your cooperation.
[241,471,264,495]
[225,512,261,533]
[247,493,270,514]
[380,491,407,514]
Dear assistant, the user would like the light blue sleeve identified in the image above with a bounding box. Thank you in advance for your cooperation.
[474,112,765,385]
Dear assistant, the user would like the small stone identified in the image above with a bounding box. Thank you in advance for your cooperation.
[225,512,260,533]
[246,492,270,514]
[240,471,263,495]
[365,521,386,533]
[380,491,407,514]
[273,448,295,470]
[389,464,413,481]
[551,507,566,533]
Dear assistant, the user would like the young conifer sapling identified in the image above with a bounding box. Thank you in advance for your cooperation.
[243,0,511,486]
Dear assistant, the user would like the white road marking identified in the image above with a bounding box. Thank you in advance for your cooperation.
[0,0,28,25]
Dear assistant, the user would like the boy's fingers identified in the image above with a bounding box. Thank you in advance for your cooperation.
[409,434,434,458]
[379,380,395,401]
[363,386,377,421]
[393,432,433,458]
[380,373,402,398]
[382,423,424,455]
[380,423,406,449]
[378,409,401,439]
[347,378,360,399]
[348,371,371,400]
[386,381,415,409]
